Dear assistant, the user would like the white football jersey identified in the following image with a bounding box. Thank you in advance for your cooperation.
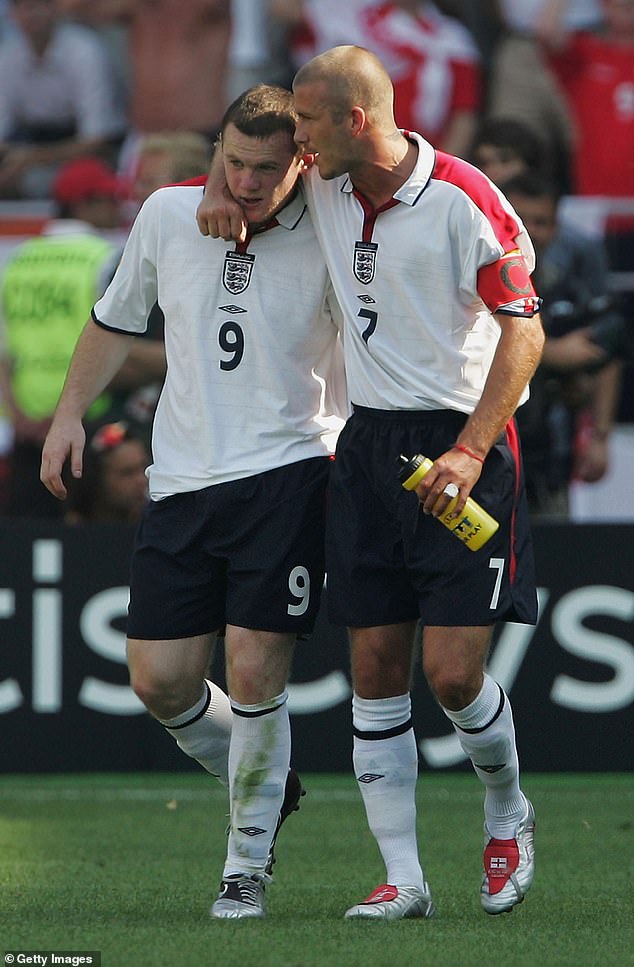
[93,185,347,498]
[303,133,539,413]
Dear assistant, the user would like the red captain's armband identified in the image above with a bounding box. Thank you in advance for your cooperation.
[477,251,542,318]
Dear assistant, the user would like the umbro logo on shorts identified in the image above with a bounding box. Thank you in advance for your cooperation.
[237,826,266,836]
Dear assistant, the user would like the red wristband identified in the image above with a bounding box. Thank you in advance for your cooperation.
[453,444,485,464]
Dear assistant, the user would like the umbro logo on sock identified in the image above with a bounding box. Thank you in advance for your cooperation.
[237,826,266,836]
[357,773,384,783]
[474,763,505,774]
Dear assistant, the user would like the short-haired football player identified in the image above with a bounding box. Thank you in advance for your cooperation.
[198,46,544,921]
[41,84,347,921]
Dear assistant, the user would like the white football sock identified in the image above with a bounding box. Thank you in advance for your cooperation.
[224,690,291,878]
[442,674,526,838]
[352,693,425,891]
[160,679,232,787]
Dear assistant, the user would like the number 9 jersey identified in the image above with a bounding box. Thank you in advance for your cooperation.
[92,184,348,499]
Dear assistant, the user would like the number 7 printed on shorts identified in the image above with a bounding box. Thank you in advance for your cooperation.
[489,557,505,610]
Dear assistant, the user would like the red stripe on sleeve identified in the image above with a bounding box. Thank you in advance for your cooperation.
[432,153,539,314]
[433,152,523,250]
[505,417,522,585]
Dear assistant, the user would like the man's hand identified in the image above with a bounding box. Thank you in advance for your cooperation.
[40,416,86,500]
[414,447,483,519]
[196,185,248,242]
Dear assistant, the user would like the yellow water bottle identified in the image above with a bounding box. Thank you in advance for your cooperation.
[397,453,499,552]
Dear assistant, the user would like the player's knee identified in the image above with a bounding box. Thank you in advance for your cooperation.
[350,627,414,697]
[425,666,480,711]
[352,661,411,699]
[129,664,197,720]
[128,666,166,715]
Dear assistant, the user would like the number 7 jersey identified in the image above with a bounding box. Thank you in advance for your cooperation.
[92,185,347,498]
[302,132,541,414]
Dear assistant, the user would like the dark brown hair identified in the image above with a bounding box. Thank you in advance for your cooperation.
[220,85,298,143]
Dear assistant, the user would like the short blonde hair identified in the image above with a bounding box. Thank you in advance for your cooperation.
[294,46,394,125]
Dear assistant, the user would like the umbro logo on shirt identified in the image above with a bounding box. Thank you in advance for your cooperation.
[218,304,247,313]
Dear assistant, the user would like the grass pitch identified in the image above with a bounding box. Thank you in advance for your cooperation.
[1,773,632,967]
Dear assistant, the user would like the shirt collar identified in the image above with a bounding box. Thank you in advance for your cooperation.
[273,184,307,230]
[340,132,436,206]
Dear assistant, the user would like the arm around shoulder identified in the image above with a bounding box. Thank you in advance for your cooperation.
[195,143,248,241]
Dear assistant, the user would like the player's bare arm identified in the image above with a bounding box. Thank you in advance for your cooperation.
[196,144,248,242]
[416,313,545,516]
[41,320,133,500]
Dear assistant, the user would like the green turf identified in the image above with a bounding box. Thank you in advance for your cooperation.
[1,773,632,967]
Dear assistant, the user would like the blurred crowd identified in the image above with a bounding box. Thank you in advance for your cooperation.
[0,0,632,522]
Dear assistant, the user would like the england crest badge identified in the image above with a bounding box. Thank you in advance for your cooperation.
[223,251,255,294]
[353,241,378,285]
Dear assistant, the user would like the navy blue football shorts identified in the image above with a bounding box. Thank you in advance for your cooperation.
[127,457,330,640]
[326,406,538,628]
